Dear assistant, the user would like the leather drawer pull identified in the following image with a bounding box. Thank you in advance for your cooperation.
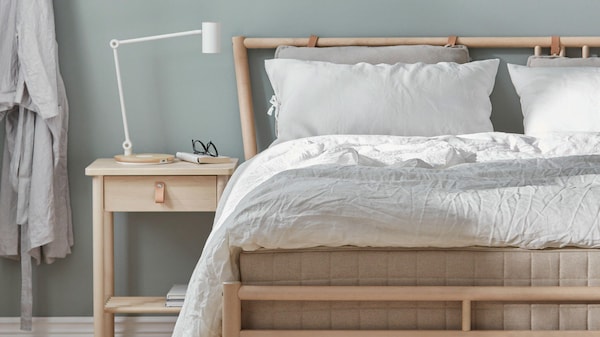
[550,35,560,56]
[446,35,457,47]
[155,182,165,203]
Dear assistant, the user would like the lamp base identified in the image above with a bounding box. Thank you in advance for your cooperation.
[114,153,175,164]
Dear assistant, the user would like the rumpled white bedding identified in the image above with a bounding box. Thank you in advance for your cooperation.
[172,132,600,337]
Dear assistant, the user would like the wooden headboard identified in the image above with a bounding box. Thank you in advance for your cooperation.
[232,36,600,160]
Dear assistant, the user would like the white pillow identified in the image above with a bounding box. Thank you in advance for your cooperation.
[507,64,600,135]
[265,58,499,142]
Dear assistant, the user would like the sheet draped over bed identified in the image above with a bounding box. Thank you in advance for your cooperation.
[172,132,600,337]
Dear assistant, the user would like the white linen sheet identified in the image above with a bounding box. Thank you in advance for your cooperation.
[172,132,600,337]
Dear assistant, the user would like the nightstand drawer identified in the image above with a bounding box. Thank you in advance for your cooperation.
[104,175,217,212]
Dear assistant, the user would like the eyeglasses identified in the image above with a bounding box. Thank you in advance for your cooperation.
[192,140,219,157]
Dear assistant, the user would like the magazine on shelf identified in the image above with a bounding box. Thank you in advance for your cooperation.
[166,284,188,307]
[166,299,184,307]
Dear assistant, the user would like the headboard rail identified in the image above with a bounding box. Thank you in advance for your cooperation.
[233,35,600,160]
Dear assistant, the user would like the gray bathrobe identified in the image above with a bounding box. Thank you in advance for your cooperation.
[0,0,72,330]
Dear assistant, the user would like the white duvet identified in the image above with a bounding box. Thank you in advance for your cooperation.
[172,132,600,337]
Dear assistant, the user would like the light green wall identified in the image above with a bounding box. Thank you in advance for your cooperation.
[1,0,599,317]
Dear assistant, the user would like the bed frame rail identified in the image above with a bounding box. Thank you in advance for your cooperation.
[223,282,600,337]
[232,35,600,160]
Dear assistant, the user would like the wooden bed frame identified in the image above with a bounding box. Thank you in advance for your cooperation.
[225,35,600,337]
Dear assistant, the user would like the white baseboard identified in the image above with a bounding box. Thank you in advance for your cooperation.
[0,316,177,337]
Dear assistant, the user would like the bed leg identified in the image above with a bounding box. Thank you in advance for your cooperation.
[223,282,241,337]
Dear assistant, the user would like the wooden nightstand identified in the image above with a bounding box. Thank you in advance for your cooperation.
[85,158,238,337]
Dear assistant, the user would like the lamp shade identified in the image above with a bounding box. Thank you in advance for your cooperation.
[202,22,221,53]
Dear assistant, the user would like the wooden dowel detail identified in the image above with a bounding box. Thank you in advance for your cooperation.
[223,282,242,337]
[238,285,600,302]
[583,45,590,58]
[462,300,471,332]
[559,47,566,57]
[534,45,542,56]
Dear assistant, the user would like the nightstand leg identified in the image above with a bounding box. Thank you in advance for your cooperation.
[104,211,115,336]
[92,176,105,337]
[216,175,229,204]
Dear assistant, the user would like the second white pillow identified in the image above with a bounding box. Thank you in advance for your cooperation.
[508,63,600,135]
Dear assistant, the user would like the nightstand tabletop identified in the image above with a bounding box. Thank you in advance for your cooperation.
[85,157,238,176]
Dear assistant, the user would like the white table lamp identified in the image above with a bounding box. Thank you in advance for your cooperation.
[110,22,221,164]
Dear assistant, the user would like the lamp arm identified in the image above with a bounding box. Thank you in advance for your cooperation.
[114,30,203,46]
[110,44,133,156]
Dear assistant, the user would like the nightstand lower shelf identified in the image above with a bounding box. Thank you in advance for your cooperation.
[105,296,182,314]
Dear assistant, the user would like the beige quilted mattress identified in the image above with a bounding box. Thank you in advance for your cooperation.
[239,247,600,330]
